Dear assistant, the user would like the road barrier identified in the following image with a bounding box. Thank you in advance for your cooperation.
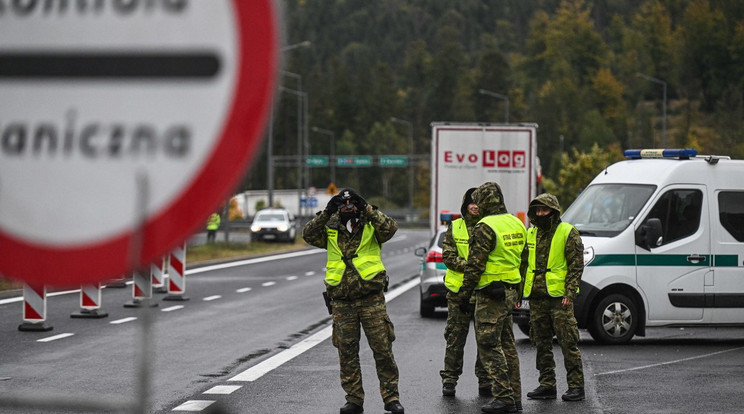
[125,269,157,308]
[151,257,167,294]
[71,283,108,318]
[163,244,189,301]
[18,284,53,331]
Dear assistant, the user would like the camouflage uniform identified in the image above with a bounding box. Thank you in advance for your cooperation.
[302,201,400,407]
[440,188,490,390]
[520,193,585,391]
[459,182,525,408]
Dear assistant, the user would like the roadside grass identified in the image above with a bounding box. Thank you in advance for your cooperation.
[0,239,310,291]
[187,239,308,263]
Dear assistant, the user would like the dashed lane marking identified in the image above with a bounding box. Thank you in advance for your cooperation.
[261,281,276,287]
[595,346,744,376]
[162,305,184,312]
[203,385,242,394]
[236,287,252,293]
[37,333,74,343]
[110,317,137,325]
[305,271,315,276]
[286,276,298,281]
[203,295,221,302]
[171,400,215,411]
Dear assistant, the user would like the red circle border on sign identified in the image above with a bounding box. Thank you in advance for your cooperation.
[0,0,279,287]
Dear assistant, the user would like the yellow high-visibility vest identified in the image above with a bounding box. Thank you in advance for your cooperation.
[444,218,469,293]
[325,223,385,286]
[523,222,574,297]
[476,214,526,289]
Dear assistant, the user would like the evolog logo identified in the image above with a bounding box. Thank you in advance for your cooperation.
[444,150,526,168]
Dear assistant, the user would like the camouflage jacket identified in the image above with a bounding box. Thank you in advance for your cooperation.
[519,193,584,301]
[459,182,512,301]
[442,189,481,276]
[302,205,398,301]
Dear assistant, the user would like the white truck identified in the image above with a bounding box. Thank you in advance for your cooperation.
[429,122,540,233]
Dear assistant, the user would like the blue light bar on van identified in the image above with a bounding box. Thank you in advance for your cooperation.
[440,212,461,225]
[624,148,698,159]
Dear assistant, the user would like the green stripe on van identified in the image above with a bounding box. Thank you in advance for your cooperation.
[589,254,739,267]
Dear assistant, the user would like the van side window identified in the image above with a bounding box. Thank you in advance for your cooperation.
[645,189,703,245]
[719,192,744,241]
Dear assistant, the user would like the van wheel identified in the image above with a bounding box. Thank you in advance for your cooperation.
[589,293,638,344]
[420,300,435,318]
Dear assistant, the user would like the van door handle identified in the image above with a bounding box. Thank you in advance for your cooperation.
[687,254,706,264]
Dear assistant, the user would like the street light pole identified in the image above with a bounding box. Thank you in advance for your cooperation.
[636,72,667,147]
[478,89,509,123]
[279,85,306,218]
[311,126,336,185]
[390,117,414,210]
[266,41,310,208]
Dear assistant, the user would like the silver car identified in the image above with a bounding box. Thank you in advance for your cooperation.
[250,208,297,243]
[414,225,448,317]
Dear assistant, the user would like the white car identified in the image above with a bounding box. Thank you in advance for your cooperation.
[414,225,448,317]
[250,208,297,243]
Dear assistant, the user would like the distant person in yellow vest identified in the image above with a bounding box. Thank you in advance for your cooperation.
[302,188,404,414]
[458,182,526,414]
[520,193,585,402]
[440,187,492,396]
[206,212,221,243]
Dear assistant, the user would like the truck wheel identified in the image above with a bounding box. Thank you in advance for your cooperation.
[420,300,435,318]
[588,293,638,344]
[516,321,530,336]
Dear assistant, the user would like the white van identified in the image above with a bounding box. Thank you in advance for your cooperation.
[516,149,744,344]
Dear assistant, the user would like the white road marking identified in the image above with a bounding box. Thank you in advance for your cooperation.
[236,287,252,293]
[305,271,315,276]
[286,276,298,281]
[187,249,325,275]
[262,281,276,287]
[203,385,242,395]
[595,346,744,376]
[203,295,221,302]
[37,333,74,343]
[227,277,419,382]
[171,400,215,411]
[162,305,184,312]
[110,317,137,325]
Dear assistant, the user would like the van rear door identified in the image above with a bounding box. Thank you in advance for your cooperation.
[635,185,709,322]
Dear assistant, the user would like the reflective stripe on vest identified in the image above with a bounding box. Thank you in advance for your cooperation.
[523,222,573,297]
[444,218,469,293]
[476,214,526,289]
[325,223,385,286]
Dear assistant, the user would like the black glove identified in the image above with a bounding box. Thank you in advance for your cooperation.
[351,194,367,211]
[458,294,474,314]
[325,195,341,215]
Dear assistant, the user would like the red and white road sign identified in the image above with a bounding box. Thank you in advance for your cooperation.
[0,1,278,286]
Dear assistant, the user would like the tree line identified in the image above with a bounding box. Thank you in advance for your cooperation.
[240,0,744,212]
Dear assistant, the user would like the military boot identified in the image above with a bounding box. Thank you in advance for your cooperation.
[562,388,585,401]
[442,383,456,396]
[340,401,363,414]
[481,398,517,413]
[526,385,557,400]
[384,400,404,413]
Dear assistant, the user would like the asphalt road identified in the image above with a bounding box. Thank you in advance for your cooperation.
[1,228,743,414]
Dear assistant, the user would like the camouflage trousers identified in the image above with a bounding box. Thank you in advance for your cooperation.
[529,297,584,389]
[474,286,522,402]
[441,291,489,387]
[331,292,399,406]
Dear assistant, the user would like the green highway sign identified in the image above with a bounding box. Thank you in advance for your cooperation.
[379,156,408,167]
[337,156,372,167]
[306,156,329,167]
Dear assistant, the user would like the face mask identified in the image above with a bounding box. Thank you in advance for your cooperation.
[534,214,552,228]
[339,210,357,223]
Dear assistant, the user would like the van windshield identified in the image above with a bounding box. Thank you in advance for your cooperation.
[255,213,286,222]
[562,184,656,237]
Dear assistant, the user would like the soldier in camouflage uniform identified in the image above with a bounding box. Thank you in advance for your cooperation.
[520,193,585,402]
[440,188,490,396]
[302,188,404,414]
[459,182,526,414]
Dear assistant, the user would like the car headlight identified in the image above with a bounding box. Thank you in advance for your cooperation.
[277,224,288,232]
[583,246,594,266]
[250,225,261,232]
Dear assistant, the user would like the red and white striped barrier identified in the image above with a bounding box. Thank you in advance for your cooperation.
[163,244,189,301]
[18,284,53,332]
[71,283,108,318]
[124,269,157,308]
[151,257,167,294]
